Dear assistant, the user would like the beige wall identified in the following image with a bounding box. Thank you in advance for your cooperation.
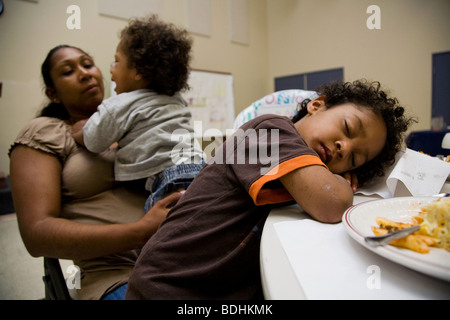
[0,0,268,174]
[1,0,449,174]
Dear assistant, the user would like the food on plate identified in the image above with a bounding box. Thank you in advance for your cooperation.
[372,197,450,253]
[419,197,450,251]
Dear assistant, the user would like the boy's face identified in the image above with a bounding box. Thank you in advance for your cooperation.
[295,97,387,174]
[110,41,145,94]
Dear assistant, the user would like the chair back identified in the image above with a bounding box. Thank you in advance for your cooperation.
[233,89,318,129]
[43,257,72,300]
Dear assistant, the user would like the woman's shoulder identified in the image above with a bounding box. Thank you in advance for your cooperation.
[25,116,67,130]
[17,117,71,140]
[10,117,75,159]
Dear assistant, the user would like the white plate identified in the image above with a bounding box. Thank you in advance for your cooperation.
[343,197,450,282]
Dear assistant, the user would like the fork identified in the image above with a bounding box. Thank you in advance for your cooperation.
[364,225,420,246]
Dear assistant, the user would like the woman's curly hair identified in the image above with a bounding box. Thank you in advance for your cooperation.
[293,80,417,185]
[120,15,193,96]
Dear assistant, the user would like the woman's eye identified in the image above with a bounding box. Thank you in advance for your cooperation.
[83,61,94,68]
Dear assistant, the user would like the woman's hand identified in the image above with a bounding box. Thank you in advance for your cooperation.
[135,191,183,246]
[71,119,88,146]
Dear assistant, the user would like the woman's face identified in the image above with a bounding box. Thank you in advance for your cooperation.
[295,96,387,174]
[45,47,104,120]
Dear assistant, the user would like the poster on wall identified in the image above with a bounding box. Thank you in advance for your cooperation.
[228,0,249,45]
[185,0,211,37]
[183,70,235,137]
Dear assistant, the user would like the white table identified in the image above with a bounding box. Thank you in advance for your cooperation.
[260,184,450,300]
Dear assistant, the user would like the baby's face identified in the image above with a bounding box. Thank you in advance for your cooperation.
[110,41,141,94]
[295,97,387,174]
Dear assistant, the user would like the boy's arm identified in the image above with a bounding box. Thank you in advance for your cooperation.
[279,164,353,223]
[72,119,88,146]
[82,105,123,153]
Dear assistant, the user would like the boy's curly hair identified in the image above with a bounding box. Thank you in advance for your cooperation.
[293,80,417,185]
[120,15,193,96]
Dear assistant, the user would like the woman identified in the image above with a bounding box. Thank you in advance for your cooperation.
[9,45,180,300]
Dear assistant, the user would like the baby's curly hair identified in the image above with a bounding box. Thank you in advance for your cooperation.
[120,15,193,96]
[293,80,416,185]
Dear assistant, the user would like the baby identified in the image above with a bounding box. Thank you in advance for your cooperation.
[73,15,204,211]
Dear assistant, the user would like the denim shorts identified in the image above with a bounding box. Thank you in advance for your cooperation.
[102,283,128,300]
[144,162,205,212]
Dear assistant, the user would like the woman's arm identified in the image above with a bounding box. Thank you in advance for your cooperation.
[9,145,176,261]
[279,164,353,223]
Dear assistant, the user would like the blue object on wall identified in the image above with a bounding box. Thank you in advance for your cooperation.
[405,130,450,157]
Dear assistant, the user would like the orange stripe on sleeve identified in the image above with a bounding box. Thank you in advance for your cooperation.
[249,154,326,206]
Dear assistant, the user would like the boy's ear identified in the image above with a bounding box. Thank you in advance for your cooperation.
[307,96,326,115]
[134,73,150,89]
[134,73,143,81]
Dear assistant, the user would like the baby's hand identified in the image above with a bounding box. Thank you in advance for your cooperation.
[72,119,88,146]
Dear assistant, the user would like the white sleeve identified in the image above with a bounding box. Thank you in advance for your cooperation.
[83,103,124,153]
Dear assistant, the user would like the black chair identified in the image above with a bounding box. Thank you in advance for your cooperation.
[42,257,72,300]
[0,175,14,215]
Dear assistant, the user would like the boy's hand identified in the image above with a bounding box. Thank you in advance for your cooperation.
[342,172,359,193]
[72,119,88,146]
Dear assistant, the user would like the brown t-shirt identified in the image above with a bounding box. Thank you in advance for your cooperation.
[127,114,325,299]
[10,117,148,299]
